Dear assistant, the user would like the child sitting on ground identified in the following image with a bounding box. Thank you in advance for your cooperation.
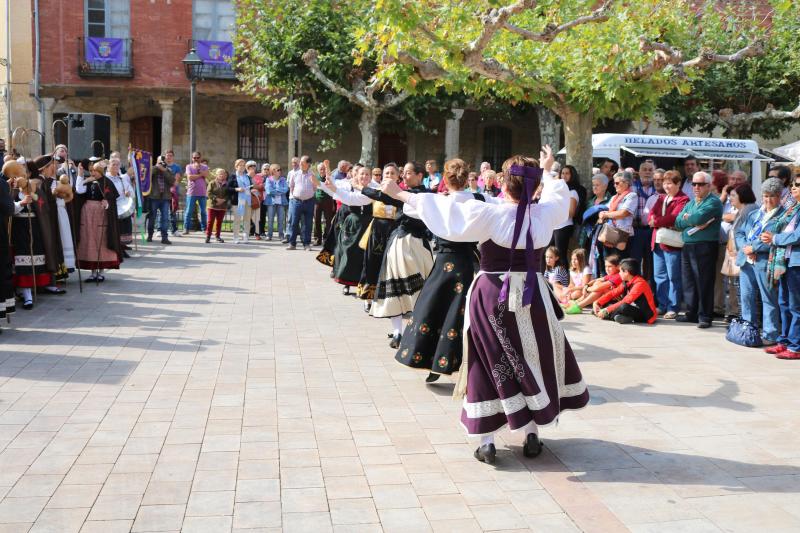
[556,248,592,304]
[593,258,658,324]
[563,254,622,314]
[544,246,569,295]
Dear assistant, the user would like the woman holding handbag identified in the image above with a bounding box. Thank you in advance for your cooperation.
[721,184,758,319]
[648,170,689,319]
[596,171,637,275]
[734,178,785,345]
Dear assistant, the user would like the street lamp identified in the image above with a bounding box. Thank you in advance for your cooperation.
[182,47,203,154]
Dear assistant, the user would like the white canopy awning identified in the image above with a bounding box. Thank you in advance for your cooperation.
[773,140,800,163]
[690,149,773,161]
[620,146,695,159]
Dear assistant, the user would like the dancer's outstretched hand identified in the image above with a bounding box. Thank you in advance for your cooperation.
[381,177,402,199]
[540,144,554,173]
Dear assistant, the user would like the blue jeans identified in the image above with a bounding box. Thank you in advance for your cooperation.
[739,256,780,342]
[777,266,800,351]
[652,247,682,312]
[183,196,207,231]
[267,204,285,239]
[147,199,170,240]
[288,198,314,246]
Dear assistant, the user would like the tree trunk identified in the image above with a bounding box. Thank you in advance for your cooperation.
[536,106,561,153]
[562,108,594,188]
[358,108,379,168]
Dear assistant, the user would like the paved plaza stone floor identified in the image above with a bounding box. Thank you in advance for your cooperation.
[1,234,799,532]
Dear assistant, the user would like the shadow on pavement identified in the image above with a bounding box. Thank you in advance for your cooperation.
[0,352,138,384]
[590,379,753,412]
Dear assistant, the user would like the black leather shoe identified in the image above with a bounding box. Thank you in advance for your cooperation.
[523,433,543,458]
[205,236,211,243]
[22,300,33,310]
[425,373,440,383]
[122,250,131,258]
[474,443,496,464]
[389,333,402,349]
[162,239,172,245]
[146,235,153,242]
[698,321,712,329]
[676,314,697,323]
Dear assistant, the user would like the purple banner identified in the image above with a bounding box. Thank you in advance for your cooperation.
[130,149,152,199]
[196,40,234,65]
[85,37,125,63]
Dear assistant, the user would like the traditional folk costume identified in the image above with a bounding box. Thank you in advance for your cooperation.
[356,199,399,302]
[367,185,434,320]
[75,175,124,279]
[403,167,589,461]
[10,182,55,308]
[317,180,375,288]
[107,172,134,245]
[0,177,16,321]
[29,159,68,283]
[396,190,485,379]
[52,171,77,276]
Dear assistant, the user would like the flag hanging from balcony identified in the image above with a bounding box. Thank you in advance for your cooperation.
[196,40,234,65]
[86,37,125,64]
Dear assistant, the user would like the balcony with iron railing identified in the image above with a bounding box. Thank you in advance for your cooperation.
[78,37,134,78]
[188,39,237,81]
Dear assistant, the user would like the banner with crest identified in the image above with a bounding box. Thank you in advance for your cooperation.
[195,40,234,65]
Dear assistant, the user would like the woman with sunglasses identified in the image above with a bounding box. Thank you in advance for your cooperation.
[760,176,800,359]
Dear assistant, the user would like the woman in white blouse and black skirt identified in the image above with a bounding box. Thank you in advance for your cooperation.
[380,146,589,464]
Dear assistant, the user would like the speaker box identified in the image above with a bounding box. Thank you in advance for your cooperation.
[66,113,111,161]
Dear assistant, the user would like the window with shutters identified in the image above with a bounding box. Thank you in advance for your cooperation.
[85,0,129,38]
[193,0,236,41]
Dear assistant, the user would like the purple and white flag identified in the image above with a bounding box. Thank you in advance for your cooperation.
[195,40,234,65]
[86,37,124,63]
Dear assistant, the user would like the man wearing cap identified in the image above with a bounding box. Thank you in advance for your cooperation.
[286,155,317,251]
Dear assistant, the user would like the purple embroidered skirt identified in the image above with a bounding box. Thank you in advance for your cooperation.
[460,241,589,436]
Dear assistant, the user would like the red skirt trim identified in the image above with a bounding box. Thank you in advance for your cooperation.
[78,260,121,270]
[14,273,53,288]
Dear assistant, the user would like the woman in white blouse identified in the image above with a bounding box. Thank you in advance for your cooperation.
[379,146,589,464]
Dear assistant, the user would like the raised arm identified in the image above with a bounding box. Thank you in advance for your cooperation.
[402,189,495,242]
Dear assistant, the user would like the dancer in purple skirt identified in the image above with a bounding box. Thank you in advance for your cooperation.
[380,146,589,464]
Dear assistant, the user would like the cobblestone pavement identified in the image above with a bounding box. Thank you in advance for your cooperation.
[1,235,799,532]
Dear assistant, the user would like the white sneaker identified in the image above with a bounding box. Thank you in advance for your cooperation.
[233,239,241,244]
[243,238,249,244]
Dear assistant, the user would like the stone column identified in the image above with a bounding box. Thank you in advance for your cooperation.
[40,97,56,153]
[287,115,299,165]
[444,108,464,161]
[159,99,175,153]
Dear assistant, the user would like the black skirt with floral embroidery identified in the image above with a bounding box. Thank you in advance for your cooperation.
[395,240,479,375]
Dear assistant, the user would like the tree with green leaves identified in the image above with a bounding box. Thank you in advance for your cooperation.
[236,0,451,166]
[658,12,800,140]
[371,0,768,182]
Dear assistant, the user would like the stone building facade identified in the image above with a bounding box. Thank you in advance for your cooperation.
[1,0,545,172]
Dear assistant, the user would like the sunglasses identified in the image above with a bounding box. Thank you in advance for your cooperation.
[792,182,800,188]
[691,182,708,187]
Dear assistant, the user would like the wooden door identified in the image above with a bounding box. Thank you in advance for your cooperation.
[378,132,408,168]
[129,117,155,154]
